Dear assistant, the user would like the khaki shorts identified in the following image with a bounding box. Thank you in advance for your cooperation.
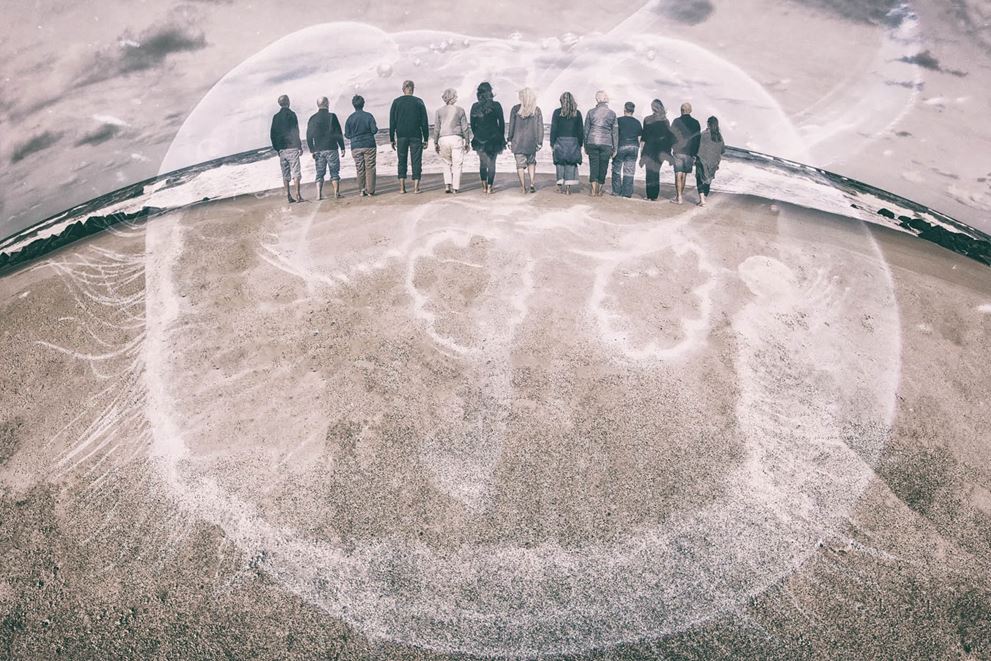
[278,148,302,182]
[514,152,537,168]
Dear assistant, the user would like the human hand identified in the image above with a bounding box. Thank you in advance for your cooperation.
[390,142,396,151]
[422,141,429,150]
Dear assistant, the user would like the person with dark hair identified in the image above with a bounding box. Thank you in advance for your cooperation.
[584,90,618,197]
[507,87,544,193]
[610,101,642,198]
[270,94,304,203]
[694,116,726,206]
[469,82,506,194]
[306,97,346,200]
[389,80,430,193]
[670,102,702,204]
[639,99,674,201]
[345,95,378,196]
[550,92,583,195]
[434,88,471,194]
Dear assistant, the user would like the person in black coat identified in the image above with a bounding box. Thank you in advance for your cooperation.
[670,102,702,204]
[469,82,506,194]
[639,99,674,201]
[389,80,430,194]
[306,97,346,200]
[270,94,304,203]
[550,91,583,195]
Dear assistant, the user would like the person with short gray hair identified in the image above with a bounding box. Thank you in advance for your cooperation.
[306,96,346,200]
[345,95,379,196]
[389,80,430,193]
[584,90,618,197]
[433,88,471,194]
[670,101,701,204]
[270,94,304,203]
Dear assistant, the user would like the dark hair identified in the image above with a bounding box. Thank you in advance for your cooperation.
[559,91,577,119]
[352,95,365,110]
[707,116,722,143]
[624,101,635,113]
[473,82,495,116]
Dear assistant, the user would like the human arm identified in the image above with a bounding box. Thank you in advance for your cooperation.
[611,114,619,156]
[333,115,345,153]
[389,99,397,147]
[507,106,517,149]
[536,107,544,149]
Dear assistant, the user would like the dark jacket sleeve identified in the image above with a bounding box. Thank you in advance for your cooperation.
[270,115,279,150]
[469,103,479,136]
[419,99,429,142]
[290,112,301,150]
[332,114,344,150]
[550,109,558,145]
[369,113,378,136]
[305,115,314,153]
[389,99,397,143]
[576,112,584,149]
[496,103,506,141]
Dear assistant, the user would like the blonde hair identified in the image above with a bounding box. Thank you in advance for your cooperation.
[518,87,537,118]
[442,88,458,105]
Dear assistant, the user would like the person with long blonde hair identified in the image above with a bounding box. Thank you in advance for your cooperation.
[550,91,583,194]
[507,87,544,193]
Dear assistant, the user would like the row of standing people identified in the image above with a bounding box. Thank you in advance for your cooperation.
[269,81,726,205]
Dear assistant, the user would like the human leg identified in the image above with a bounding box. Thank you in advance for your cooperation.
[645,157,660,200]
[364,148,377,195]
[622,151,636,198]
[438,136,456,188]
[611,153,623,195]
[451,142,464,191]
[410,140,423,192]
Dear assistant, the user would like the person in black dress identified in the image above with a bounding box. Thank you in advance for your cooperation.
[639,99,675,201]
[550,91,584,195]
[469,82,506,194]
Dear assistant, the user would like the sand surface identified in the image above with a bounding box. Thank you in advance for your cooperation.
[1,176,989,658]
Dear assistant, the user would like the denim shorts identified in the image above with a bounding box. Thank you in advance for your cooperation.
[514,152,537,168]
[673,153,694,173]
[314,149,341,181]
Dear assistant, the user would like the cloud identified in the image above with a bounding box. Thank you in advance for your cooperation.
[76,123,123,147]
[655,0,714,24]
[10,131,62,163]
[898,51,967,77]
[795,0,904,25]
[78,22,207,87]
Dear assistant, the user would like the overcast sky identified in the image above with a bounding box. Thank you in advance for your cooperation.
[2,0,990,236]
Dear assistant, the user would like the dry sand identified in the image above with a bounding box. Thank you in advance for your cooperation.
[0,174,989,658]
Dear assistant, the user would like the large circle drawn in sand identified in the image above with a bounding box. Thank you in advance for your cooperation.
[144,23,901,656]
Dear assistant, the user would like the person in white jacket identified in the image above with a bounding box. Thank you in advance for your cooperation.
[433,88,472,194]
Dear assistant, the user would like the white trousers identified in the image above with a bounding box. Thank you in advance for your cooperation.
[437,135,466,191]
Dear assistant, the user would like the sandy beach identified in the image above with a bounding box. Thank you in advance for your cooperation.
[1,176,988,658]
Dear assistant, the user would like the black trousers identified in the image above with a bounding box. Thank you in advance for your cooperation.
[396,137,423,180]
[478,151,498,186]
[696,171,712,196]
[644,156,662,200]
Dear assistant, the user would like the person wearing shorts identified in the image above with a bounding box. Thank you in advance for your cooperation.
[270,94,304,203]
[670,102,702,204]
[306,96,346,199]
[507,87,544,193]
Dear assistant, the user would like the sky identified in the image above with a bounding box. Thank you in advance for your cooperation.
[2,0,990,237]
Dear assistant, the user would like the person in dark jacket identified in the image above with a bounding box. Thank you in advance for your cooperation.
[550,91,583,195]
[670,102,702,204]
[270,94,304,203]
[694,116,726,206]
[469,82,506,194]
[306,97,346,200]
[389,80,430,193]
[344,95,378,196]
[639,99,674,201]
[611,101,642,198]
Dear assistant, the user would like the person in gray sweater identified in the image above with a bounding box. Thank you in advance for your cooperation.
[507,87,544,193]
[583,90,618,197]
[694,116,726,206]
[433,88,471,194]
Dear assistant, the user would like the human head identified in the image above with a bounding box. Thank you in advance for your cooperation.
[595,90,609,104]
[317,97,329,109]
[681,102,693,115]
[278,95,290,108]
[442,88,458,105]
[351,95,365,110]
[477,81,494,102]
[624,101,635,115]
[402,80,415,94]
[559,91,577,118]
[651,98,665,114]
[707,115,722,140]
[518,87,537,117]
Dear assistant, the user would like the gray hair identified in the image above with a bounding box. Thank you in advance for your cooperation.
[402,79,415,94]
[595,90,608,104]
[441,88,458,105]
[278,94,290,108]
[317,97,329,109]
[681,102,693,115]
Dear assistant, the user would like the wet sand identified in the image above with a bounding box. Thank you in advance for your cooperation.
[1,174,989,659]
